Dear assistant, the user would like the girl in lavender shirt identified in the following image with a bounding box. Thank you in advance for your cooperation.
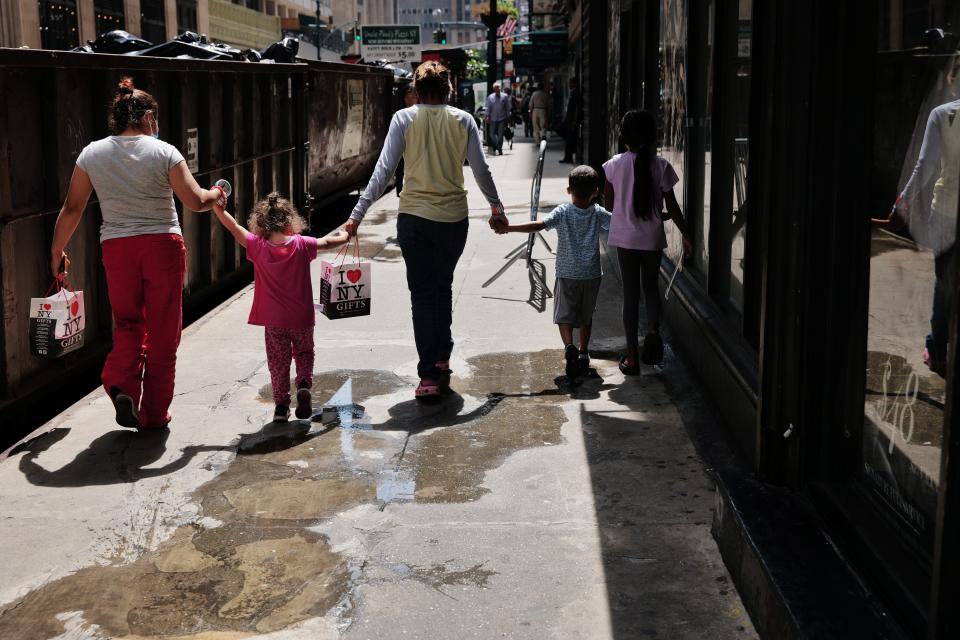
[603,110,693,374]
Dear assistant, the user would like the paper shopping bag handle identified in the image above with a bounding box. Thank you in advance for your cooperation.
[334,235,363,268]
[44,253,75,297]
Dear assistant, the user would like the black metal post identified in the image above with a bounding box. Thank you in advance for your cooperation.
[487,0,497,95]
[315,0,321,60]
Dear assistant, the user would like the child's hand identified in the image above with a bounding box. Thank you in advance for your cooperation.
[488,203,508,232]
[493,218,509,234]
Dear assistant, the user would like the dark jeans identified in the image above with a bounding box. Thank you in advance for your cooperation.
[397,213,469,379]
[489,119,506,152]
[617,248,663,353]
[927,244,957,363]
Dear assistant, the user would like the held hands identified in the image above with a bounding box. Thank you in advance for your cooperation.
[328,229,350,246]
[488,203,509,234]
[681,235,693,259]
[344,218,360,237]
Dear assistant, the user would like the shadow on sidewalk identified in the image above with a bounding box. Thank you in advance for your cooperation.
[14,427,227,487]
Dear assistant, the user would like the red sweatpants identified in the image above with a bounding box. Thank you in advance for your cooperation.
[101,234,186,427]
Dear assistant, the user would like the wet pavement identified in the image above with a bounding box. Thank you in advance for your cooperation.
[0,138,756,639]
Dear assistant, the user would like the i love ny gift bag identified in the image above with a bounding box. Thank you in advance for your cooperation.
[30,276,85,357]
[318,238,371,319]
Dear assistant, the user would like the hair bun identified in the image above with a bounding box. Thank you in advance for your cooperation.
[117,76,135,95]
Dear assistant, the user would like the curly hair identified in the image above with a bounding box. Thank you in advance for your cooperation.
[413,61,450,102]
[108,76,159,135]
[249,192,308,238]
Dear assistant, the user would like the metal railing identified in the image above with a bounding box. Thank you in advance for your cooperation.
[482,139,553,295]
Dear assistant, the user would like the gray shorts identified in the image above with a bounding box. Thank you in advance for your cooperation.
[553,277,601,327]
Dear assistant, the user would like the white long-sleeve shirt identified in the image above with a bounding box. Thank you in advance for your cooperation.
[350,104,502,223]
[899,99,960,254]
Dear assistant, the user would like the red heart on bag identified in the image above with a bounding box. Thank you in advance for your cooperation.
[346,269,362,284]
[70,301,79,316]
[43,303,52,310]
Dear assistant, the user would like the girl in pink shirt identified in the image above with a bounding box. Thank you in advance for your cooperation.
[603,110,692,373]
[212,192,349,422]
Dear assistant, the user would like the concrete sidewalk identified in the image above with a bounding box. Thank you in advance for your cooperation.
[0,137,756,640]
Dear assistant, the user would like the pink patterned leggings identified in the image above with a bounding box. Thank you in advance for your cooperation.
[264,326,315,405]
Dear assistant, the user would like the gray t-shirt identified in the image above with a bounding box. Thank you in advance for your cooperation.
[542,203,612,279]
[76,135,185,242]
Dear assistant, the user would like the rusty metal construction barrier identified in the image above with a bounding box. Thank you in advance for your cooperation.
[0,49,394,421]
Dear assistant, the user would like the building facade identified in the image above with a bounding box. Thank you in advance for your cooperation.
[0,0,330,51]
[397,0,481,47]
[566,0,960,638]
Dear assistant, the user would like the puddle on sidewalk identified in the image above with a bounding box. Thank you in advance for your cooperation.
[0,350,583,639]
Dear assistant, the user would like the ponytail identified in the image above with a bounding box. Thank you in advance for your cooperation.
[619,110,657,220]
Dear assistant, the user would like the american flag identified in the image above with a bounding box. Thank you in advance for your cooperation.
[497,18,518,38]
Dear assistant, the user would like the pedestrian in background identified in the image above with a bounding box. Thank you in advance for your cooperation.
[529,83,550,142]
[48,77,224,430]
[603,110,693,373]
[520,85,533,138]
[395,85,419,195]
[346,61,508,399]
[485,82,512,155]
[560,78,581,163]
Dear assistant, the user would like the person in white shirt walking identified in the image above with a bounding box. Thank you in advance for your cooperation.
[485,82,512,155]
[528,83,550,143]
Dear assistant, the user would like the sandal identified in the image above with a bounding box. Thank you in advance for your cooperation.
[415,379,442,400]
[619,356,640,376]
[436,361,452,392]
[641,332,664,366]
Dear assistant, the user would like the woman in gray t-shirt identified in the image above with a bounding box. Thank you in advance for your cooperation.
[49,77,224,431]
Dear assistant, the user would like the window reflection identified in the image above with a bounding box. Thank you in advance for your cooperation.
[730,0,751,313]
[863,50,959,549]
[659,0,687,268]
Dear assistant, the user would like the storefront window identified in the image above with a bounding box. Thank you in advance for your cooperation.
[729,0,750,312]
[177,0,198,34]
[862,43,959,551]
[140,0,167,45]
[39,0,79,50]
[660,0,713,284]
[659,0,688,270]
[94,0,125,35]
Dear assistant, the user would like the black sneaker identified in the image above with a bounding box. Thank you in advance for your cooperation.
[274,404,290,422]
[578,352,590,375]
[109,387,141,430]
[564,344,580,379]
[641,332,664,366]
[295,382,312,420]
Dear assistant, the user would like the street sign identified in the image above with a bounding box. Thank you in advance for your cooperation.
[361,25,421,63]
[512,32,567,69]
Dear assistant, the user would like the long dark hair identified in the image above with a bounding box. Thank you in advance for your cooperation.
[619,110,656,219]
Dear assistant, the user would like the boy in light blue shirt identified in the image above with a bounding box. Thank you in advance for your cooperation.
[495,165,611,379]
